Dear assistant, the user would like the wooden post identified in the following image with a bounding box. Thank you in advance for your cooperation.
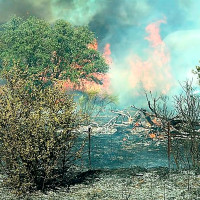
[167,121,171,169]
[88,126,91,170]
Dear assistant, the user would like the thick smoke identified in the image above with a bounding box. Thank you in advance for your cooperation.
[0,0,52,23]
[51,0,106,25]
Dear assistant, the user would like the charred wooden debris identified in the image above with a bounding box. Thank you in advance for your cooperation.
[76,81,200,141]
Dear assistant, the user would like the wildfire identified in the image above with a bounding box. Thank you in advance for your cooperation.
[87,39,98,50]
[152,118,162,126]
[103,43,112,65]
[56,40,112,94]
[128,19,174,94]
[149,133,156,139]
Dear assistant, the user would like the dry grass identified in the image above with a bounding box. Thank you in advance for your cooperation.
[1,168,200,199]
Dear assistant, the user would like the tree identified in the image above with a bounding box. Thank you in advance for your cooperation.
[0,65,86,194]
[133,81,200,169]
[196,65,200,84]
[173,81,200,169]
[0,16,108,86]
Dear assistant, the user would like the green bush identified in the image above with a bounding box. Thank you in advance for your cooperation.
[0,66,85,194]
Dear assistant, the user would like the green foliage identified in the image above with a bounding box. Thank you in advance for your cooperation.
[196,65,200,84]
[0,16,108,84]
[0,66,85,194]
[78,90,118,124]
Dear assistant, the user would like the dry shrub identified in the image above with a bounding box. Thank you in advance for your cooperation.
[0,66,85,194]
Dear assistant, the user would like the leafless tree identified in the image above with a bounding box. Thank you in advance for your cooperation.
[131,81,200,169]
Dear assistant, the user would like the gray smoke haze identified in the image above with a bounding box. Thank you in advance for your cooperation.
[0,0,53,23]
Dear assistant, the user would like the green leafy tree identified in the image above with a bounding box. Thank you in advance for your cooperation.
[0,65,85,194]
[0,16,108,85]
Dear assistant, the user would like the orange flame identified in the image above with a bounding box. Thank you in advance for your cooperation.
[128,19,173,94]
[56,41,112,94]
[149,133,156,139]
[88,39,98,50]
[103,43,112,65]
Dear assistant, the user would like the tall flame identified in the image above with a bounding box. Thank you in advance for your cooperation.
[128,19,173,94]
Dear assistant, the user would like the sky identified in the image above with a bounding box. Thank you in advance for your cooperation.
[0,0,200,106]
